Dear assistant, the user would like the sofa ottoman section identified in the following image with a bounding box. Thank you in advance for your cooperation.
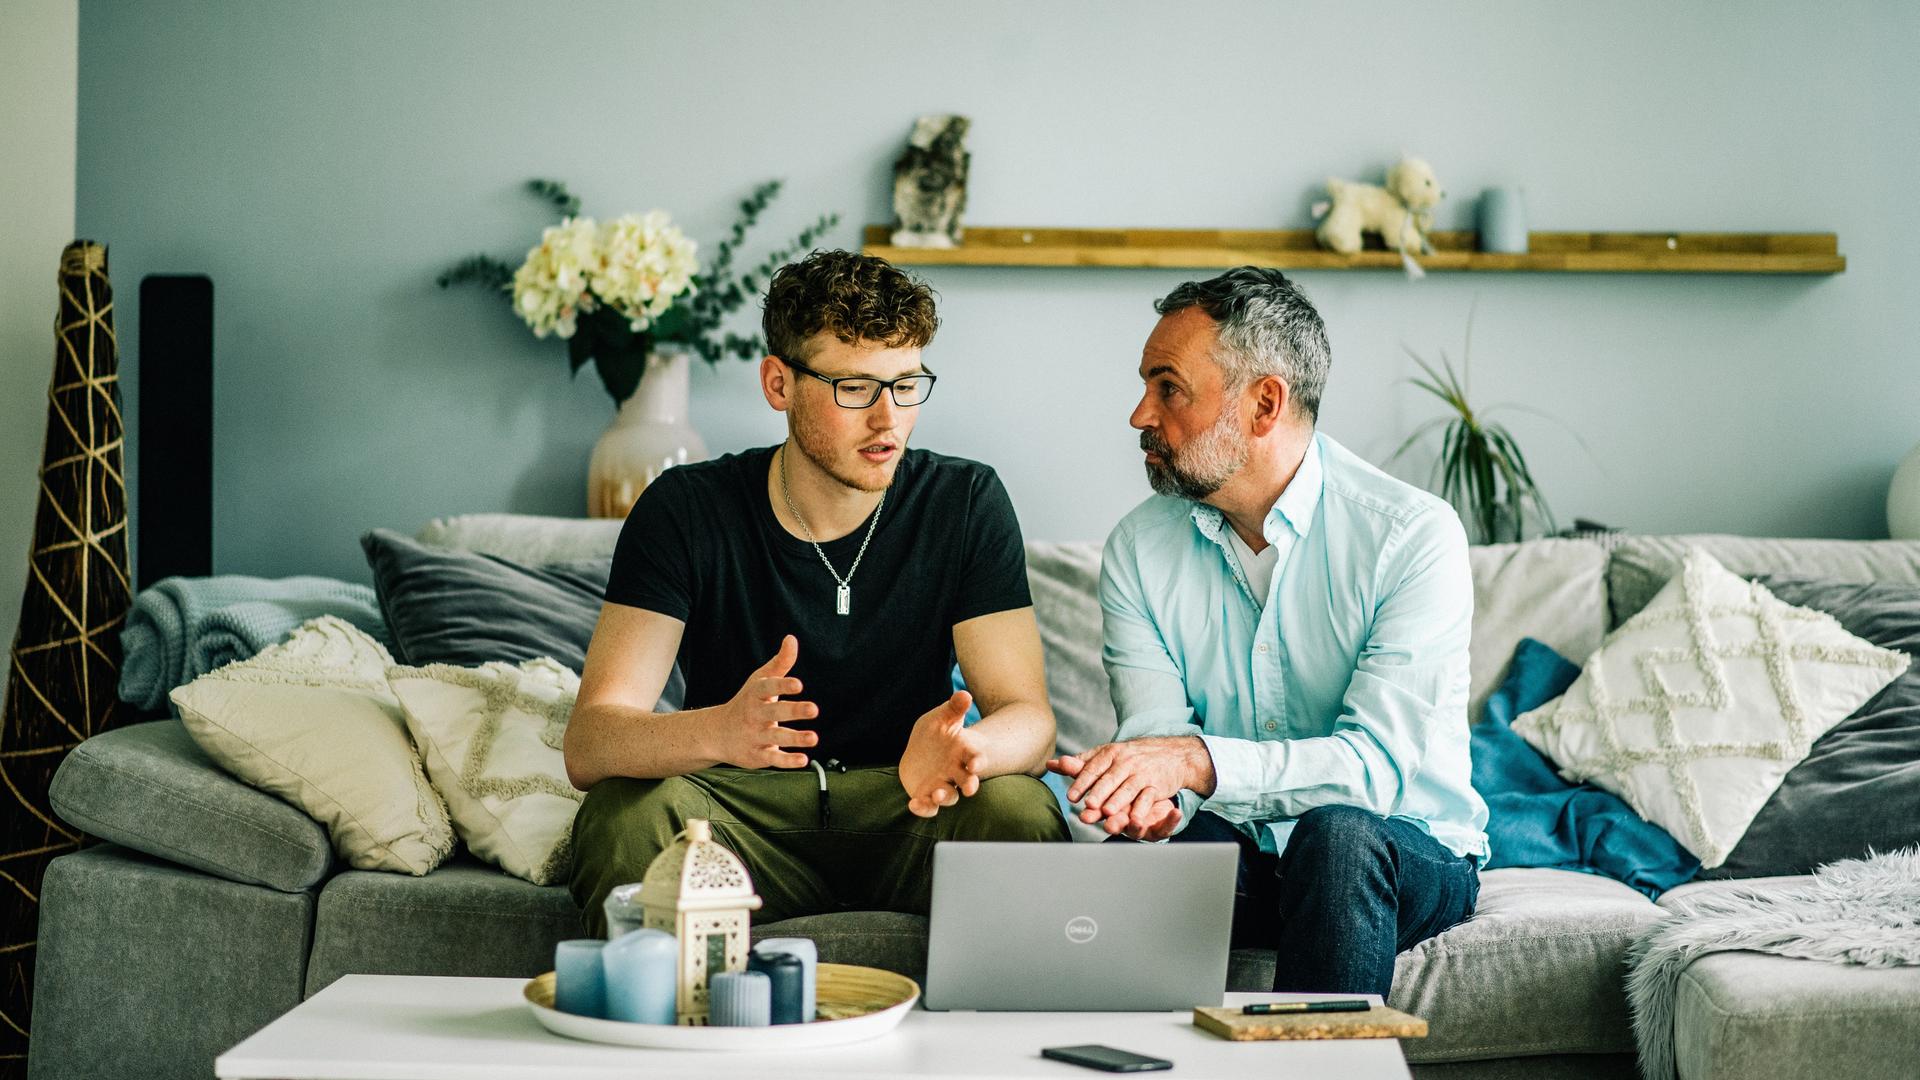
[48,719,334,892]
[1671,951,1920,1080]
[29,845,315,1080]
[1391,868,1665,1064]
[304,856,585,997]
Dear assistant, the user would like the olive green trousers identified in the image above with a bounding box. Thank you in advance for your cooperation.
[569,765,1069,935]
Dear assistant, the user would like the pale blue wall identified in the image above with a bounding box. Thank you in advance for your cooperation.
[70,0,1920,585]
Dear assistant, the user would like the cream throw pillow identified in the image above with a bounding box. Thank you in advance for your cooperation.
[386,657,583,886]
[171,615,454,875]
[1513,548,1908,867]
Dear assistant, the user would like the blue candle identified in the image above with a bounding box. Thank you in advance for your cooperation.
[601,928,677,1025]
[553,939,606,1019]
[708,971,771,1027]
[747,950,805,1025]
[754,938,817,1021]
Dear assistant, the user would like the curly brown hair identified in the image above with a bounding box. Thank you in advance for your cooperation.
[761,250,939,363]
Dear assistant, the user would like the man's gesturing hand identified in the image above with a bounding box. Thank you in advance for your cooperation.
[710,634,819,770]
[898,691,984,818]
[1046,736,1213,838]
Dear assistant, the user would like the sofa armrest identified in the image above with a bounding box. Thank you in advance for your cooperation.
[50,719,333,892]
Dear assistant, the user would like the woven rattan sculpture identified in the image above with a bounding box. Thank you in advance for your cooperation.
[1,241,133,1067]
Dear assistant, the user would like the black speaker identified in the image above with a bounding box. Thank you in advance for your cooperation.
[137,274,213,589]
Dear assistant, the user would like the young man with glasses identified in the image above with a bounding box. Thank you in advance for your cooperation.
[567,250,1067,933]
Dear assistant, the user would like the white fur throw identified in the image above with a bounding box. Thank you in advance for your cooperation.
[1627,846,1920,1080]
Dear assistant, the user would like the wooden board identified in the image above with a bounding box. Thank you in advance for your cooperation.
[1193,1004,1429,1042]
[860,226,1845,274]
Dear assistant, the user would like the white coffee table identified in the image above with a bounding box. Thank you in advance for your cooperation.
[216,974,1412,1079]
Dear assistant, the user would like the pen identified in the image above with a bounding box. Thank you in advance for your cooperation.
[1241,999,1372,1015]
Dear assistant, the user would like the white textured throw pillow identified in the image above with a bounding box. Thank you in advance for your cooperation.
[1513,548,1909,868]
[386,657,584,886]
[171,615,455,875]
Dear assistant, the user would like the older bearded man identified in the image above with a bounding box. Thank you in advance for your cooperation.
[1048,267,1488,997]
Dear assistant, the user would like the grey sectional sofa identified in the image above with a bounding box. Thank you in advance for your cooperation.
[29,520,1920,1079]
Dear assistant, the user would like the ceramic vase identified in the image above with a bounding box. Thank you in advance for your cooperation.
[587,349,708,519]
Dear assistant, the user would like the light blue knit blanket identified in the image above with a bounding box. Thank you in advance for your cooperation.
[118,575,389,710]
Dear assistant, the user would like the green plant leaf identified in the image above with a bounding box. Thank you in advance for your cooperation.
[567,325,593,375]
[1386,416,1453,467]
[1483,401,1603,473]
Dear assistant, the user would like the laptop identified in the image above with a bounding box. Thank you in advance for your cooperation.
[924,841,1238,1012]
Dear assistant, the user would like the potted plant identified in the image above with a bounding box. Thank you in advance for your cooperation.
[1388,313,1561,544]
[440,179,838,516]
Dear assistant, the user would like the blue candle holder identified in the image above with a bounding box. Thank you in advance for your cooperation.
[754,938,817,1021]
[601,927,677,1025]
[553,939,606,1019]
[709,971,772,1027]
[1478,187,1529,254]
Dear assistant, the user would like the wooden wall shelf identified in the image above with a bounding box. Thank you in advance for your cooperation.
[860,226,1845,274]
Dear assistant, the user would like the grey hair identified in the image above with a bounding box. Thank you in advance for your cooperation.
[1153,266,1331,421]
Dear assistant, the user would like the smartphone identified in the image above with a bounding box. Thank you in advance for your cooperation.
[1040,1044,1174,1073]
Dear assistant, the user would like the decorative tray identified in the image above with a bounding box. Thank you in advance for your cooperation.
[524,962,919,1050]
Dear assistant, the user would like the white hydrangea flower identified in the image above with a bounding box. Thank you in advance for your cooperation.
[594,211,699,332]
[511,217,600,339]
[510,209,699,340]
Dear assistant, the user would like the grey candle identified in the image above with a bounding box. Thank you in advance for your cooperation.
[709,971,771,1027]
[747,949,806,1025]
[754,937,817,1021]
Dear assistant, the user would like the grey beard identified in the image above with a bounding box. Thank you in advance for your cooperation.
[1142,411,1249,501]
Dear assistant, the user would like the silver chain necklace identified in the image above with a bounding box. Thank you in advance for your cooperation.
[778,443,884,616]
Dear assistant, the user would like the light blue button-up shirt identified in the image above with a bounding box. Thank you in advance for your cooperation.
[1101,432,1490,864]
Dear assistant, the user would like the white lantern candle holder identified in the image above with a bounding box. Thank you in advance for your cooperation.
[634,818,763,1025]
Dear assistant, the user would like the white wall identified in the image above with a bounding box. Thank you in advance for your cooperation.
[67,1,1920,585]
[0,0,80,655]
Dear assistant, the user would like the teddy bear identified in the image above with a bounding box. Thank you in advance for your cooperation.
[1312,157,1446,270]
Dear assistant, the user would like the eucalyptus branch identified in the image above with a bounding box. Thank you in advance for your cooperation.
[527,178,582,217]
[435,254,515,290]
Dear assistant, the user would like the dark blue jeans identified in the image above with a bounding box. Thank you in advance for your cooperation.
[1172,804,1480,997]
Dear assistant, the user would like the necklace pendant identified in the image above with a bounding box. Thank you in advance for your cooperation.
[836,584,851,616]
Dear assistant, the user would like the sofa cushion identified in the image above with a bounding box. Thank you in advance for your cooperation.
[1467,538,1610,725]
[364,528,687,710]
[1701,576,1920,878]
[1514,549,1908,869]
[171,616,456,876]
[1606,535,1920,628]
[1651,873,1808,919]
[304,855,585,997]
[387,658,584,886]
[49,720,333,892]
[1473,639,1698,898]
[416,511,624,565]
[32,844,315,1080]
[1392,868,1665,1063]
[1226,868,1664,1063]
[1672,951,1920,1080]
[304,861,932,999]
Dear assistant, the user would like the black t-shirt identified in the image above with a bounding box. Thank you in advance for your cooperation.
[604,445,1031,766]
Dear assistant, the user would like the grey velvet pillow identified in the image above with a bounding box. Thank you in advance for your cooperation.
[360,528,684,710]
[1705,575,1920,878]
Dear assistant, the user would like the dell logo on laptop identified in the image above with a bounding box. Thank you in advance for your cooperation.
[1065,916,1099,944]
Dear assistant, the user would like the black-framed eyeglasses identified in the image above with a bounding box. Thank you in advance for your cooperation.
[780,356,938,409]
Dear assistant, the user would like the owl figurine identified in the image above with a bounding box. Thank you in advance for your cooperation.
[890,114,971,249]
